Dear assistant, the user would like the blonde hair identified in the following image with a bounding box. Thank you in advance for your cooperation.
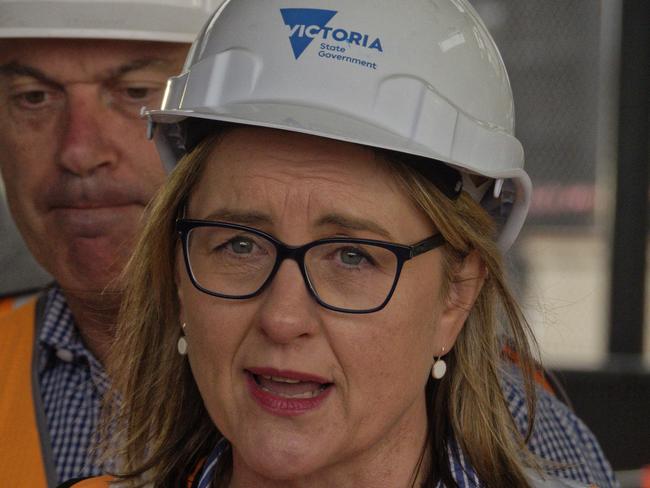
[388,159,540,486]
[106,129,541,487]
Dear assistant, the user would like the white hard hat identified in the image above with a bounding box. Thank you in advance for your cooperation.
[146,0,531,250]
[0,0,222,43]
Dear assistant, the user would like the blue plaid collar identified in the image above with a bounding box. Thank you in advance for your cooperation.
[38,286,110,395]
[196,439,229,488]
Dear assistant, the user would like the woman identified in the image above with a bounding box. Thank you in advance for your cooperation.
[66,0,616,487]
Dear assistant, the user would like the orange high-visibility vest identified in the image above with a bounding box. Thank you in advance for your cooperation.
[0,295,40,317]
[0,297,16,315]
[59,457,205,487]
[58,476,113,487]
[0,295,57,487]
[59,463,202,487]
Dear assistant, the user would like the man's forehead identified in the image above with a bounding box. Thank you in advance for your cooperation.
[0,38,188,82]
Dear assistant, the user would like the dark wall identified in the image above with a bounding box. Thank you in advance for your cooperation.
[553,366,650,471]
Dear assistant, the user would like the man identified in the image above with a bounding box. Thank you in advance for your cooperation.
[0,1,217,485]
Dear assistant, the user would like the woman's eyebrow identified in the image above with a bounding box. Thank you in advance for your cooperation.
[198,210,393,239]
[202,209,273,226]
[315,214,393,240]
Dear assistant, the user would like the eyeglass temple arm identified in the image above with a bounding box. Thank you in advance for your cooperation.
[410,234,446,257]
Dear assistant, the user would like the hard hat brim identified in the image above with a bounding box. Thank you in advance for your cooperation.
[146,103,531,251]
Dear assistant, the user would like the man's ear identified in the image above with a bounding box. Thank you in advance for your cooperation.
[436,250,487,348]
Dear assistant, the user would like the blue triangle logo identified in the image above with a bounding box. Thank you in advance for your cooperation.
[280,8,338,59]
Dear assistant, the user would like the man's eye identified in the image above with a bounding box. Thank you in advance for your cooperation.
[12,90,52,108]
[23,91,47,104]
[116,84,163,104]
[124,87,151,100]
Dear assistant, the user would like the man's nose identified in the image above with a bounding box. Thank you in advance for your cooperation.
[57,86,118,176]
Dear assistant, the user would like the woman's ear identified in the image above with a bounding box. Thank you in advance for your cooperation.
[175,254,186,323]
[436,250,487,348]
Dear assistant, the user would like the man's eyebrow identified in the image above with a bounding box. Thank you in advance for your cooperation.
[0,62,61,88]
[316,214,393,240]
[0,58,174,86]
[107,58,177,80]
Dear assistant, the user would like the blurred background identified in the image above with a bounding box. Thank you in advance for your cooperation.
[0,178,51,294]
[1,0,648,485]
[468,0,649,485]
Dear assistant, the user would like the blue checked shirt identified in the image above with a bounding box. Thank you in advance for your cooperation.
[195,367,618,488]
[38,287,109,483]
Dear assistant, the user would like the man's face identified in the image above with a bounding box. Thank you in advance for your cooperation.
[0,38,187,294]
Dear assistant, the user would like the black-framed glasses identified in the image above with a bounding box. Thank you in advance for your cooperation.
[176,219,446,314]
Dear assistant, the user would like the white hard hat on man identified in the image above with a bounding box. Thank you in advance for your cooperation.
[0,0,221,41]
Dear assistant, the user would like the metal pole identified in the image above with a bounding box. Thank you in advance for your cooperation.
[609,0,649,355]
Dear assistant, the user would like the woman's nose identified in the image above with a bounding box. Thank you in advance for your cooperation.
[255,259,321,345]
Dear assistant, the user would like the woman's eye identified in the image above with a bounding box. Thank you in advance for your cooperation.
[338,247,371,266]
[229,238,255,254]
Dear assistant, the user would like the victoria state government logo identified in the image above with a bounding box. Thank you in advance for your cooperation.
[280,8,384,70]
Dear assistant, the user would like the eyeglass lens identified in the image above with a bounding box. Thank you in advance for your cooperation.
[186,226,399,311]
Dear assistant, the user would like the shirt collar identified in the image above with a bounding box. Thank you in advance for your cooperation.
[38,286,110,395]
[196,439,230,488]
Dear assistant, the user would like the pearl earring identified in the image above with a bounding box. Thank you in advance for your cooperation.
[431,347,447,380]
[177,322,188,356]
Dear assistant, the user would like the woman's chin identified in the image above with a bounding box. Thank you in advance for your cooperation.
[233,440,327,482]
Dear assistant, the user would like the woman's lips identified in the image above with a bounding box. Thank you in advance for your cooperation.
[245,368,333,417]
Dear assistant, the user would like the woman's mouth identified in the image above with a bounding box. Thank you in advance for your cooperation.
[253,373,330,398]
[245,369,333,416]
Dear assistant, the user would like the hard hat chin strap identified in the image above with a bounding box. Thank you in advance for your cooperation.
[461,174,505,203]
